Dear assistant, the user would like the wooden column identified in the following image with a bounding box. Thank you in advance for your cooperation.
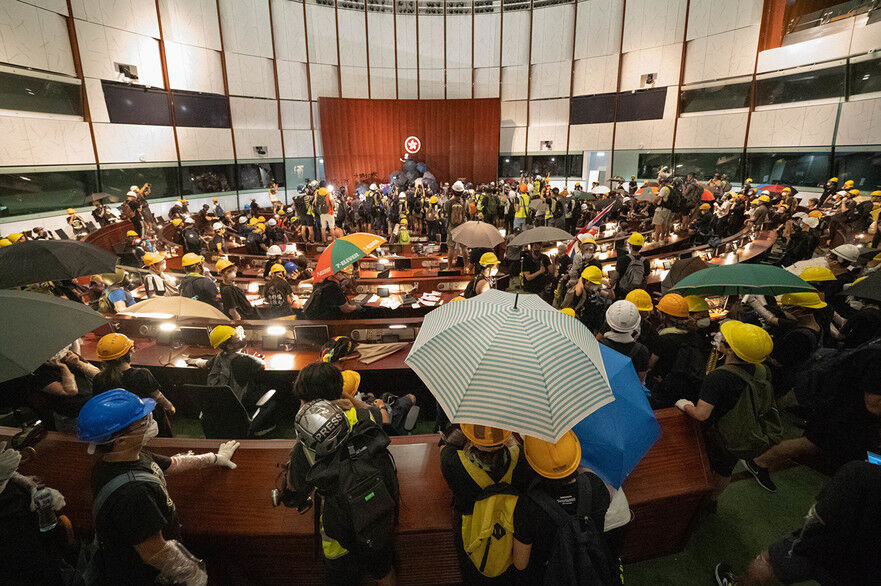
[64,0,100,167]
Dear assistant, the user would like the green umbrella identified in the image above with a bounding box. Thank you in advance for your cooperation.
[571,190,596,201]
[0,291,107,384]
[670,263,817,296]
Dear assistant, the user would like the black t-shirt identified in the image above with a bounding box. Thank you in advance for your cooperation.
[264,276,293,308]
[0,481,63,585]
[220,283,259,320]
[304,279,349,320]
[770,323,819,368]
[92,367,158,400]
[245,232,264,254]
[30,364,90,417]
[599,338,651,373]
[91,452,178,586]
[439,443,532,514]
[521,252,551,293]
[699,364,756,424]
[841,307,881,348]
[210,234,225,253]
[513,472,610,571]
[179,275,219,308]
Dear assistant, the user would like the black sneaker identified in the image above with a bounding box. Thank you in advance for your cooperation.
[714,562,737,586]
[744,459,777,493]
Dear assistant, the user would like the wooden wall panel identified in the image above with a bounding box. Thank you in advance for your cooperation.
[319,97,500,188]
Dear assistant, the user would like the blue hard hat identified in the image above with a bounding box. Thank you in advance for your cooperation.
[243,204,250,210]
[284,261,298,274]
[77,389,156,443]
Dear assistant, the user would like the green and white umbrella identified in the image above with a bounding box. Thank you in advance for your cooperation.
[405,289,614,442]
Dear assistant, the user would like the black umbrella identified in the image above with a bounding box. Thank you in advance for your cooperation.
[0,240,117,289]
[841,271,881,303]
[661,256,709,294]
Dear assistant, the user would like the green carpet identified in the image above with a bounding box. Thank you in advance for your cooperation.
[624,463,827,585]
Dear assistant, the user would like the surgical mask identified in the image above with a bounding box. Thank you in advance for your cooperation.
[712,331,726,351]
[488,266,499,277]
[696,317,711,329]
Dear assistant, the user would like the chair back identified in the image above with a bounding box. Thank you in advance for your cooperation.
[184,384,250,439]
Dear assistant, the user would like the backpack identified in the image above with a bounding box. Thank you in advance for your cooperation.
[663,186,684,212]
[306,416,399,554]
[709,364,783,460]
[527,474,615,586]
[484,193,500,217]
[318,193,330,215]
[458,444,520,578]
[96,291,114,314]
[617,254,645,293]
[792,339,881,417]
[450,202,465,227]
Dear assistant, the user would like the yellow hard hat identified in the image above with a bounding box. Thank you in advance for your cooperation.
[249,217,259,225]
[7,233,23,243]
[843,180,854,188]
[181,252,204,267]
[341,369,361,399]
[627,232,645,247]
[269,263,286,274]
[255,223,266,232]
[746,178,753,183]
[400,219,408,226]
[684,295,709,313]
[430,196,438,204]
[759,195,770,203]
[0,239,11,247]
[172,218,182,227]
[317,187,328,196]
[657,293,690,318]
[258,216,266,222]
[799,266,835,282]
[780,291,827,309]
[209,325,238,348]
[872,190,881,197]
[750,198,760,205]
[782,187,792,193]
[699,203,711,210]
[142,251,165,267]
[450,296,466,302]
[100,267,127,286]
[215,258,235,273]
[96,333,134,361]
[178,198,188,204]
[849,189,860,196]
[808,210,823,219]
[581,265,603,285]
[67,208,75,215]
[523,430,581,480]
[829,177,838,182]
[461,424,511,448]
[560,307,576,317]
[126,230,138,237]
[479,252,500,266]
[580,237,597,247]
[212,197,218,202]
[625,289,653,311]
[719,320,773,364]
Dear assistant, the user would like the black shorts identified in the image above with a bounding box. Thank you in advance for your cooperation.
[703,430,740,477]
[324,547,393,585]
[768,536,837,585]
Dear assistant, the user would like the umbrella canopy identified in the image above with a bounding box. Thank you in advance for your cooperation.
[841,270,881,303]
[0,291,106,384]
[670,263,817,296]
[120,296,230,320]
[450,221,504,249]
[661,256,709,294]
[574,343,660,488]
[591,185,611,194]
[85,192,113,203]
[571,190,596,200]
[0,239,118,289]
[700,189,716,202]
[755,184,787,193]
[635,185,658,202]
[509,226,573,247]
[405,290,614,442]
[313,233,386,282]
[784,257,828,276]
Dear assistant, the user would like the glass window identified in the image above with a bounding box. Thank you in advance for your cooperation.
[238,162,285,190]
[849,56,881,97]
[98,165,180,202]
[672,152,743,181]
[570,93,616,124]
[172,91,231,128]
[566,153,584,177]
[0,168,98,218]
[285,157,317,190]
[636,153,673,180]
[526,155,568,177]
[617,87,667,122]
[832,150,881,192]
[754,66,845,107]
[498,156,526,177]
[745,151,831,187]
[102,81,172,126]
[317,157,326,181]
[0,71,83,117]
[180,164,237,195]
[680,82,751,113]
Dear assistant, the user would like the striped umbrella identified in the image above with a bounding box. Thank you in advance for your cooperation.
[405,289,614,442]
[313,233,386,282]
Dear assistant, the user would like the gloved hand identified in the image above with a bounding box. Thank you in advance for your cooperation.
[215,440,240,469]
[0,442,22,487]
[29,486,66,512]
[675,399,694,411]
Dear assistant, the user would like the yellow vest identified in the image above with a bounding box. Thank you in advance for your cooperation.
[515,194,529,218]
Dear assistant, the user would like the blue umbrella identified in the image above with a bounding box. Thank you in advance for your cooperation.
[573,343,660,488]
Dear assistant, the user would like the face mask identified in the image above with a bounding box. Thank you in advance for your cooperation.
[712,331,726,351]
[488,267,499,277]
[848,299,864,311]
[696,317,711,329]
[142,418,159,445]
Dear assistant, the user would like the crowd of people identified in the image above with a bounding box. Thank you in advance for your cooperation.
[1,167,880,586]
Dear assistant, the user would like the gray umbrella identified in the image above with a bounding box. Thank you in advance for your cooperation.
[509,226,573,247]
[0,239,118,289]
[449,221,504,249]
[0,291,106,383]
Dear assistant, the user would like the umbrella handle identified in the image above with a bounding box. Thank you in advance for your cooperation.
[514,293,519,309]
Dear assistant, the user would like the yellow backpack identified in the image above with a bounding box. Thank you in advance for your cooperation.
[458,444,520,578]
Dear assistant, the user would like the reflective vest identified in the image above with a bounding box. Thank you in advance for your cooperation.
[515,195,529,218]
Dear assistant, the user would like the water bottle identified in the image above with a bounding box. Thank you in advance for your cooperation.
[34,487,57,532]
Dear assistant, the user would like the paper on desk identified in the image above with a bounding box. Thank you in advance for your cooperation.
[379,297,401,310]
[368,294,380,303]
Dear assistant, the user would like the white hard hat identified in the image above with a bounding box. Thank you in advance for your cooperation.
[310,180,319,187]
[831,244,860,263]
[452,180,465,193]
[267,218,277,226]
[802,217,820,229]
[606,300,641,333]
[184,217,194,224]
[238,215,247,223]
[212,222,223,230]
[267,245,282,256]
[370,183,378,190]
[130,185,138,191]
[792,212,808,220]
[126,190,137,197]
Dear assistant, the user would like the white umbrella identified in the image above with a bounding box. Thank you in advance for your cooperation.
[591,186,611,194]
[785,257,828,276]
[121,296,230,321]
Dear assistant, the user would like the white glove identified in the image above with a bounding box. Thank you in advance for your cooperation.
[214,440,240,469]
[29,485,66,512]
[675,399,694,411]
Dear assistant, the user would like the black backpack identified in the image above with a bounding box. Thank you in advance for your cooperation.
[664,185,684,213]
[306,415,399,553]
[792,338,881,417]
[527,474,614,586]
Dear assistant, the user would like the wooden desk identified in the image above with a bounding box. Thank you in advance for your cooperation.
[2,409,709,584]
